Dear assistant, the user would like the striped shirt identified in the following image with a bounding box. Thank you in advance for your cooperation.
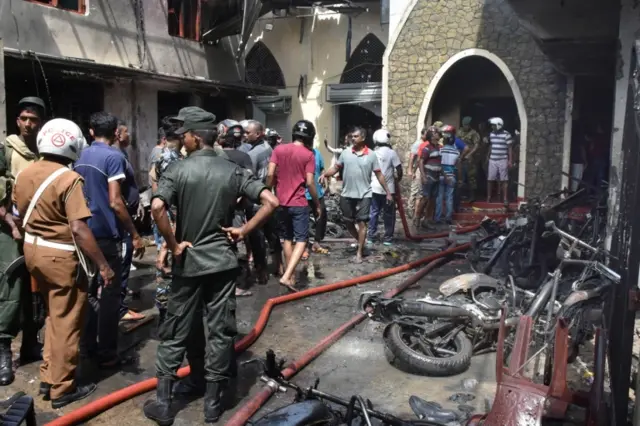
[489,130,513,161]
[440,144,460,176]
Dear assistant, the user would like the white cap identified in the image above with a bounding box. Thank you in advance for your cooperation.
[489,117,504,127]
[37,118,87,162]
[373,129,391,145]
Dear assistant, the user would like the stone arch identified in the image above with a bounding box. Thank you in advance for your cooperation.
[244,41,286,88]
[417,48,528,199]
[340,33,386,84]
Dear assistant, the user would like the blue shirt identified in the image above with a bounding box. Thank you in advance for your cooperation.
[74,141,128,240]
[118,148,140,217]
[454,137,466,152]
[306,148,325,200]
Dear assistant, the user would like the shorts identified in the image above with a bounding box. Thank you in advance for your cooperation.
[421,174,439,198]
[277,206,311,242]
[488,159,509,181]
[340,197,372,223]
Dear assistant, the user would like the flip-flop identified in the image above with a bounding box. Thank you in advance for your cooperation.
[235,289,253,297]
[279,281,298,293]
[301,250,310,261]
[311,247,330,255]
[121,310,146,321]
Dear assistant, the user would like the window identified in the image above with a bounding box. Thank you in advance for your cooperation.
[340,33,386,84]
[168,0,201,41]
[26,0,86,13]
[245,42,286,88]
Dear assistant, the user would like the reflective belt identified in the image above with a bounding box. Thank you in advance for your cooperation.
[24,232,76,252]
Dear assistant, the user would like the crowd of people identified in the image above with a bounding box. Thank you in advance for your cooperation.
[406,116,517,229]
[0,94,519,424]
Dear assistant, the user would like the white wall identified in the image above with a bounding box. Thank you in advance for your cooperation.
[389,0,413,38]
[245,7,387,164]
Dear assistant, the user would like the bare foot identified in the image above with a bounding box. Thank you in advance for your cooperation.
[279,278,298,292]
[354,255,363,264]
[121,310,145,321]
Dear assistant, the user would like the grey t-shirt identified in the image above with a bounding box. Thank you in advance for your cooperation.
[247,140,273,181]
[337,147,381,199]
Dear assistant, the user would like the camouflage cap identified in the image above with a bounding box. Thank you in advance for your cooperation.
[462,116,472,126]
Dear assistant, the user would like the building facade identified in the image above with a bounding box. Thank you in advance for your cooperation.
[0,0,272,182]
[243,3,387,163]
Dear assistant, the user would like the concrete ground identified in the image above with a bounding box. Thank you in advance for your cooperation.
[1,231,503,425]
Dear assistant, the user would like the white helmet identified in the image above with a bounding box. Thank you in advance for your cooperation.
[488,117,504,130]
[373,129,391,145]
[37,118,87,162]
[239,120,250,130]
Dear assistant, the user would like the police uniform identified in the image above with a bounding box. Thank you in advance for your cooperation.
[144,112,269,425]
[14,161,91,401]
[0,97,45,385]
[13,118,101,408]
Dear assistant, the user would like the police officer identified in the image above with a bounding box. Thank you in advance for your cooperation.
[143,110,279,425]
[0,96,46,385]
[14,119,115,407]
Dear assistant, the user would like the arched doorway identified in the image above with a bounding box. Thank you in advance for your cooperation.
[337,33,386,148]
[245,41,291,137]
[417,49,528,200]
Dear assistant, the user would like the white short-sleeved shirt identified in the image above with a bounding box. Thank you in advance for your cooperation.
[371,146,401,194]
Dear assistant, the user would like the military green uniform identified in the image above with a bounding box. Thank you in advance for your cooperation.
[153,149,266,383]
[0,136,39,386]
[457,127,481,193]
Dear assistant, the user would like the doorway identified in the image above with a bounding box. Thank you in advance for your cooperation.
[338,104,382,148]
[429,56,520,200]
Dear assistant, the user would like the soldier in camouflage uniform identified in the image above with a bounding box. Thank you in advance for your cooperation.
[0,97,47,386]
[457,116,482,201]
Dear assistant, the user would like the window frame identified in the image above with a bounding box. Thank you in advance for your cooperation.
[24,0,87,14]
[168,0,202,42]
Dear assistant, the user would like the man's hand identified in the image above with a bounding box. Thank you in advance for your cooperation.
[318,174,327,186]
[132,235,146,259]
[221,226,246,243]
[171,241,193,262]
[408,170,413,178]
[11,227,22,241]
[315,205,323,219]
[386,192,393,204]
[99,264,116,287]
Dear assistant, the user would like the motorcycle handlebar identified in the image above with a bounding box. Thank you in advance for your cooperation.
[544,221,599,253]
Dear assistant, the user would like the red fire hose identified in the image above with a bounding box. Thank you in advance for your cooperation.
[225,246,460,425]
[46,193,480,426]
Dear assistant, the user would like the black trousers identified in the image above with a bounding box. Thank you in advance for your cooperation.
[155,268,239,383]
[308,197,327,242]
[81,239,122,361]
[246,205,282,269]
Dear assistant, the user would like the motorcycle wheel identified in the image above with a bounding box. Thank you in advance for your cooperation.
[383,322,473,377]
[324,222,345,239]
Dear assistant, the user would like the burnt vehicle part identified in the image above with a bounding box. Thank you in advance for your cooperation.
[466,311,606,426]
[246,350,446,426]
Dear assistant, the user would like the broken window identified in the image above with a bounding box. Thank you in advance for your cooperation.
[340,33,385,84]
[168,0,201,41]
[26,0,86,13]
[245,42,286,88]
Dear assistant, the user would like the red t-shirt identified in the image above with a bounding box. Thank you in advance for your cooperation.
[270,143,315,207]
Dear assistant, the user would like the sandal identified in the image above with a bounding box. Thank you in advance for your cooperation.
[235,288,253,297]
[121,310,146,321]
[301,250,310,261]
[311,246,330,255]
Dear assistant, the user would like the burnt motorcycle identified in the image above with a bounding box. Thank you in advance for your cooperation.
[247,350,447,426]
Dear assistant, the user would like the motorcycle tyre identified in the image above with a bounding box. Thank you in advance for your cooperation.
[383,323,473,377]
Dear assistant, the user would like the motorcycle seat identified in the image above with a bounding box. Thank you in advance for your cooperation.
[251,399,335,426]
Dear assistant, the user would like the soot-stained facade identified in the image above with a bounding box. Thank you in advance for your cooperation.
[386,0,567,196]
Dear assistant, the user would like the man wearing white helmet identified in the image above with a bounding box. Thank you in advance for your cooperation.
[368,129,402,245]
[13,119,115,408]
[487,117,513,204]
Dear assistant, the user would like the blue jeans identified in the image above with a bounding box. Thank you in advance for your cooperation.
[436,175,456,222]
[120,233,133,318]
[368,193,396,243]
